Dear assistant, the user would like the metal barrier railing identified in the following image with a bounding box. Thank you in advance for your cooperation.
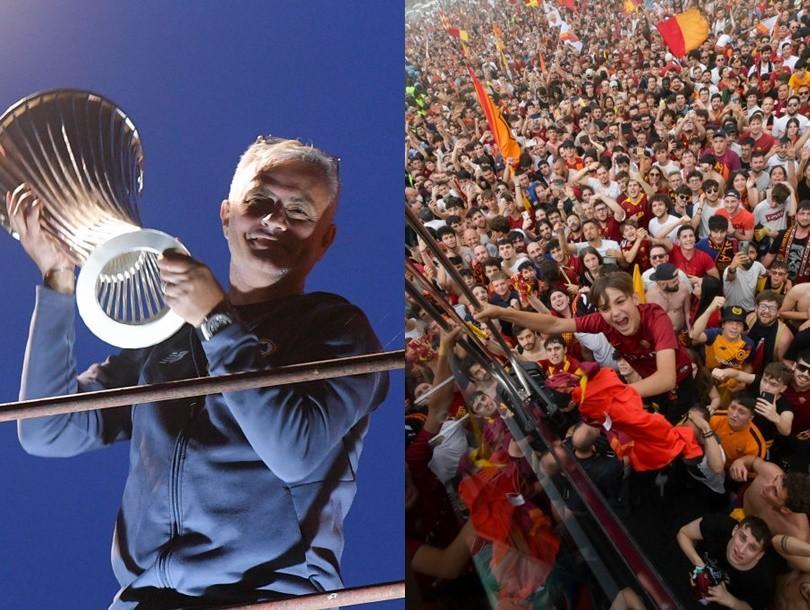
[215,581,405,609]
[0,350,404,422]
[4,350,406,607]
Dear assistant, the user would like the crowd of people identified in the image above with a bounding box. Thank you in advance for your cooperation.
[406,0,810,608]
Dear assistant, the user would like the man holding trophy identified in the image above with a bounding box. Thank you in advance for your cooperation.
[9,134,389,608]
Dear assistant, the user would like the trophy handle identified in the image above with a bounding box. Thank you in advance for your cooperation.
[76,228,189,348]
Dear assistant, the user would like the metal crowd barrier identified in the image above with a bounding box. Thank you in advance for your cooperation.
[2,349,406,608]
[406,206,682,609]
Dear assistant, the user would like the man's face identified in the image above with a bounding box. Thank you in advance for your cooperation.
[473,245,488,264]
[763,97,774,113]
[441,232,457,249]
[712,135,727,154]
[761,374,787,399]
[769,266,787,287]
[492,278,509,296]
[221,159,336,292]
[794,359,810,391]
[751,154,765,172]
[567,216,581,233]
[798,208,810,229]
[594,203,609,220]
[546,342,565,365]
[471,393,497,417]
[723,195,740,215]
[499,243,514,260]
[726,525,766,570]
[727,401,753,430]
[516,328,537,351]
[471,211,487,229]
[627,180,640,197]
[678,228,695,249]
[462,229,478,248]
[597,287,641,335]
[527,241,543,261]
[583,222,600,242]
[596,167,609,184]
[651,199,667,218]
[668,173,683,190]
[787,98,800,116]
[722,319,744,341]
[520,266,536,281]
[468,362,491,383]
[756,300,779,325]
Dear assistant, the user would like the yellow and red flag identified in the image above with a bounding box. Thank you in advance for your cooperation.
[624,0,638,13]
[467,68,521,168]
[656,8,709,58]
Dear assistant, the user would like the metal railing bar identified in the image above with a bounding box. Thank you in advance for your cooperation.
[0,350,404,423]
[212,580,405,610]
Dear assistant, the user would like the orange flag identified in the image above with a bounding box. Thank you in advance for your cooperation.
[468,68,521,168]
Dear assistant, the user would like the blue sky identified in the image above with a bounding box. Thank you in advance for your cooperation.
[0,2,403,608]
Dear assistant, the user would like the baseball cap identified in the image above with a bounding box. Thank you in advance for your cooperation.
[650,263,678,282]
[721,305,747,324]
[725,188,741,199]
[712,128,727,138]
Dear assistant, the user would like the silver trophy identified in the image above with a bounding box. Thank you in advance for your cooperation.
[0,89,187,348]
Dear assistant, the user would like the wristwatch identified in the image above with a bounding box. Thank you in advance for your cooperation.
[198,302,236,341]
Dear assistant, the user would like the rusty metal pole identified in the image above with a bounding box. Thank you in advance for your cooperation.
[212,581,405,610]
[0,350,404,423]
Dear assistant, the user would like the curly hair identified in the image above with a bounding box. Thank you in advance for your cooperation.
[785,473,810,515]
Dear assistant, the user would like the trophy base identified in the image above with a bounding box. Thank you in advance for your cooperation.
[76,229,189,348]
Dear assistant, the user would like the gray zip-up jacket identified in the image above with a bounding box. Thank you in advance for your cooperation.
[18,286,389,609]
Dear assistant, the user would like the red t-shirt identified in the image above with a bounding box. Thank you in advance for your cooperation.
[599,217,622,242]
[783,386,810,436]
[741,130,775,155]
[669,245,716,278]
[714,207,754,234]
[575,303,692,382]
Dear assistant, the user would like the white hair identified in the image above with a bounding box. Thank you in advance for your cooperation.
[228,136,340,216]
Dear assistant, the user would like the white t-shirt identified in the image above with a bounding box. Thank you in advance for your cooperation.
[772,113,810,139]
[723,261,767,312]
[648,214,682,241]
[585,177,622,200]
[575,239,621,264]
[753,200,789,232]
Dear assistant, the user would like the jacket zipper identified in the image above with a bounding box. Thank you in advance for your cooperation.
[157,331,206,588]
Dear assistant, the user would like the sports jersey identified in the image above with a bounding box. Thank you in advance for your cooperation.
[709,411,767,468]
[618,193,650,225]
[575,302,692,382]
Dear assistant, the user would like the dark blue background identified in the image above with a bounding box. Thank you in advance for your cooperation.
[0,2,403,608]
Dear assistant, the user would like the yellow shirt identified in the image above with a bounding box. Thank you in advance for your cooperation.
[789,71,810,93]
